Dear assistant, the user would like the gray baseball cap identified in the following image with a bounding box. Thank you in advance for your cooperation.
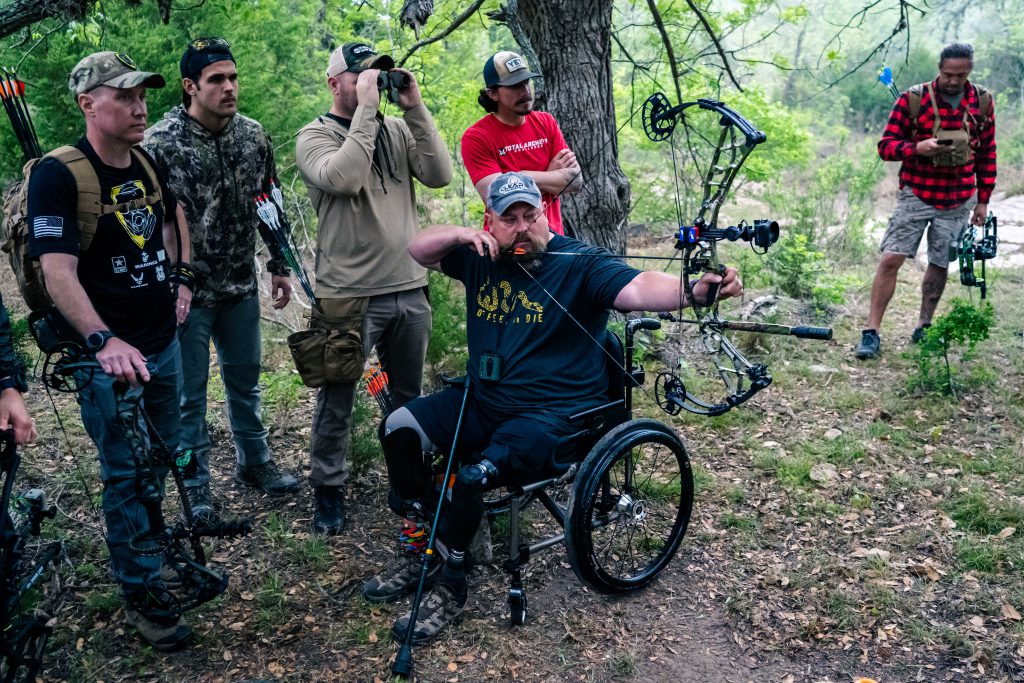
[486,172,542,214]
[68,51,166,95]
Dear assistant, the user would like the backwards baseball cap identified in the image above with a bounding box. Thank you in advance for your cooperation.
[326,43,395,78]
[486,172,542,214]
[180,36,235,82]
[483,50,539,88]
[68,51,166,96]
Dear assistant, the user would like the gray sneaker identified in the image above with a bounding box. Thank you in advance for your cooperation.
[855,329,881,359]
[362,551,441,603]
[125,609,193,651]
[391,581,467,644]
[234,460,300,496]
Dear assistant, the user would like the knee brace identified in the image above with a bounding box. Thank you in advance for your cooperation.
[380,426,431,518]
[446,460,498,551]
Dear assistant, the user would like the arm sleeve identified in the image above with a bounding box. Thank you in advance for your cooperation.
[877,93,918,162]
[460,125,502,186]
[402,104,453,189]
[576,243,642,308]
[974,94,997,205]
[27,158,80,259]
[258,131,290,276]
[295,107,379,197]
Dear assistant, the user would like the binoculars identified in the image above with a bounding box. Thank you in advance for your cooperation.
[377,70,411,104]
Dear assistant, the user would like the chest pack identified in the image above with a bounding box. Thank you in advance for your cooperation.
[1,145,162,311]
[907,82,993,167]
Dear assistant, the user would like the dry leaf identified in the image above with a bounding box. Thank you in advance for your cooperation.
[447,662,458,671]
[996,527,1016,539]
[1002,603,1022,621]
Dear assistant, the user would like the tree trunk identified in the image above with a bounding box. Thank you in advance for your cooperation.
[0,0,91,40]
[517,0,630,254]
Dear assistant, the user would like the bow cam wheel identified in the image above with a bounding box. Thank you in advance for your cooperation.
[641,92,676,141]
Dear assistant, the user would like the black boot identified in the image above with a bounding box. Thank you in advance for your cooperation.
[312,486,345,535]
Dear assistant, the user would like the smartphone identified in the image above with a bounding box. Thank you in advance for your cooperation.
[937,139,954,146]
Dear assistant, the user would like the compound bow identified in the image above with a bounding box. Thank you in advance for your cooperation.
[30,315,252,624]
[949,211,998,300]
[637,92,832,416]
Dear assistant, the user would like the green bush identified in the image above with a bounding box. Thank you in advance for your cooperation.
[908,299,995,395]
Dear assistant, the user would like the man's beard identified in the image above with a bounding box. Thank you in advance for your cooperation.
[499,232,547,273]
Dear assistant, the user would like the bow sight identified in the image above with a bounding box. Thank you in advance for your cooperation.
[950,212,998,299]
[676,219,780,252]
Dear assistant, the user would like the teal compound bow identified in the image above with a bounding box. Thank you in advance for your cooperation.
[949,212,998,300]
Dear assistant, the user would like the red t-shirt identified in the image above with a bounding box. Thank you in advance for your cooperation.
[461,111,569,235]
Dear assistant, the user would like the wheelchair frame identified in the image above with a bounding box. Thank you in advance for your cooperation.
[479,317,695,626]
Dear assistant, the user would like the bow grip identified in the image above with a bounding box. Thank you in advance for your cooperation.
[789,326,833,341]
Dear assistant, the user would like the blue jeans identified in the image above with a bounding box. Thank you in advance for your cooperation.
[178,295,270,488]
[77,338,181,596]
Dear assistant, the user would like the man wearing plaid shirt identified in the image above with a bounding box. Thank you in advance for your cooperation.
[856,42,996,359]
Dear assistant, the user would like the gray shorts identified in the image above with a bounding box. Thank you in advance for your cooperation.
[879,188,973,267]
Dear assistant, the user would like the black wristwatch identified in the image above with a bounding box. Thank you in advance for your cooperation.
[85,329,115,353]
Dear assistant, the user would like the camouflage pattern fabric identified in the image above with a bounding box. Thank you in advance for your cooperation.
[68,51,165,95]
[143,106,289,307]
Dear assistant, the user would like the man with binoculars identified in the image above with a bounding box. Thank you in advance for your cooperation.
[295,42,452,535]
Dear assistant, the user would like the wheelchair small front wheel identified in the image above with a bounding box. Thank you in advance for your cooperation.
[565,419,693,594]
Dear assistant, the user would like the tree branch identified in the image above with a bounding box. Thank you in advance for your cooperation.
[644,0,683,104]
[0,0,89,40]
[682,0,743,92]
[397,0,487,68]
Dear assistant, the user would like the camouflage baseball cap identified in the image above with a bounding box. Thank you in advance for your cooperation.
[68,51,166,95]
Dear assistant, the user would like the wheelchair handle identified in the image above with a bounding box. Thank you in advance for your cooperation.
[626,317,662,339]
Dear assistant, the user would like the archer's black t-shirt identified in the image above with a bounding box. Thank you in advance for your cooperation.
[27,138,178,355]
[440,234,640,416]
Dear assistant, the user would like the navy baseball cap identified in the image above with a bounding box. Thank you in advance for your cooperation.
[486,172,542,214]
[180,36,234,81]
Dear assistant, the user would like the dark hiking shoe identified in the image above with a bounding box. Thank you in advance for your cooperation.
[182,484,216,524]
[125,609,193,651]
[312,486,345,535]
[911,324,931,344]
[391,581,467,644]
[234,460,300,496]
[362,551,441,603]
[855,329,881,359]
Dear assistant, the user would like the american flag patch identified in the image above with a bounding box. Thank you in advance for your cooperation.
[33,216,64,239]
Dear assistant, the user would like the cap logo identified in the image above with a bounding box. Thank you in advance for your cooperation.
[352,45,372,55]
[115,53,136,69]
[504,56,526,72]
[498,176,528,195]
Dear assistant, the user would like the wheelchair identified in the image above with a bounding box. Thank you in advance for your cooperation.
[441,317,695,627]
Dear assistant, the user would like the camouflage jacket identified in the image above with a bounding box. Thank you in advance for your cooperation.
[143,106,289,307]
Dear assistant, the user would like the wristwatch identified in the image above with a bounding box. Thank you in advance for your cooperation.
[85,329,115,353]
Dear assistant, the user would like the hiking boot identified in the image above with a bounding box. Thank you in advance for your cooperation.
[234,460,300,496]
[125,609,193,651]
[312,486,345,535]
[362,549,441,603]
[911,324,931,344]
[182,484,216,524]
[391,581,467,644]
[855,329,881,359]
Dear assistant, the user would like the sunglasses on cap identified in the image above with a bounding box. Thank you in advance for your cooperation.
[188,37,231,53]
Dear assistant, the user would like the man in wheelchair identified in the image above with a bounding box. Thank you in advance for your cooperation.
[366,172,742,642]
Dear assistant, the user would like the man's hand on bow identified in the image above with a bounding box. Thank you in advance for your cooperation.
[692,267,744,306]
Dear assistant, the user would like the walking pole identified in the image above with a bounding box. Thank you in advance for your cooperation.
[392,377,471,679]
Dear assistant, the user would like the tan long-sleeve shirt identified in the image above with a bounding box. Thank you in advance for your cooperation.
[295,102,452,298]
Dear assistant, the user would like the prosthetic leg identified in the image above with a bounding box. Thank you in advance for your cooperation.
[391,377,471,679]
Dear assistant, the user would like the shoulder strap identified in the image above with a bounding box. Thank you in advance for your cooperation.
[974,84,993,118]
[907,83,926,126]
[47,145,103,251]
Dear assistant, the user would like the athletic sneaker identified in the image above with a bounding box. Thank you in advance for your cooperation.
[125,609,193,651]
[391,581,467,644]
[855,329,881,359]
[911,324,931,344]
[234,460,300,496]
[183,483,216,524]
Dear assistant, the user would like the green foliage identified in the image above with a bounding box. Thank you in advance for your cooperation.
[425,270,467,377]
[766,232,848,310]
[909,299,995,395]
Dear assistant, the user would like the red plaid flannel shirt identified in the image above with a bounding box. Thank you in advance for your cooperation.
[877,79,997,209]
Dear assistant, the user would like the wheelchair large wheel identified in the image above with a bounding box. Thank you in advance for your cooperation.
[565,419,693,594]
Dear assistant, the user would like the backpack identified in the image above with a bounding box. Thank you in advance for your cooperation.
[1,145,162,312]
